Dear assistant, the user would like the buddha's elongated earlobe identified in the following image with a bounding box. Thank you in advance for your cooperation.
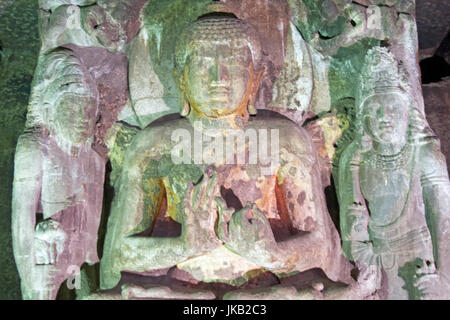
[248,104,257,115]
[181,99,190,117]
[247,67,263,116]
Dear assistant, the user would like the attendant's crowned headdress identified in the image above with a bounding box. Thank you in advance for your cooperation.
[358,47,410,112]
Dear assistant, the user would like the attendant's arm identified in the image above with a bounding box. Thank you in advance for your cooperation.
[11,133,43,298]
[420,142,450,276]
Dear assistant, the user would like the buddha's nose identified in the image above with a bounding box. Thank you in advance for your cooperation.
[210,60,230,84]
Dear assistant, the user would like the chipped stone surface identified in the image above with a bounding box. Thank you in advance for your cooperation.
[423,78,450,171]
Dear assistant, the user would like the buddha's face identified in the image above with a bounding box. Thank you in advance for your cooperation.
[183,40,255,117]
[363,93,409,145]
[54,94,97,145]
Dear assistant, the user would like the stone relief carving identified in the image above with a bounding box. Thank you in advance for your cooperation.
[12,49,105,299]
[100,16,356,298]
[338,47,450,299]
[10,0,449,300]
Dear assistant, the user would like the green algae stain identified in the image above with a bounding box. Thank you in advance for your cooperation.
[0,0,40,300]
[329,38,381,106]
[143,0,213,111]
[398,258,425,300]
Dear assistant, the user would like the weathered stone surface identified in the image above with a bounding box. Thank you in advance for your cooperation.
[422,78,450,171]
[2,0,449,300]
[337,47,450,299]
[0,0,41,300]
[416,0,450,59]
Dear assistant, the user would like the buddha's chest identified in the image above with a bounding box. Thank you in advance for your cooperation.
[218,164,279,218]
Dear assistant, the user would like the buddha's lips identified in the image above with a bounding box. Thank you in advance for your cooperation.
[209,87,230,100]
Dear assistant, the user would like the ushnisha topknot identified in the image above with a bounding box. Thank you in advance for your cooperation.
[175,15,262,73]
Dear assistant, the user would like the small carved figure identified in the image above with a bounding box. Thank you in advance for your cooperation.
[338,47,450,299]
[12,49,105,299]
[39,0,125,53]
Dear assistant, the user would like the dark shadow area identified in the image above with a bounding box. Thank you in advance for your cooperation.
[420,55,450,84]
[324,176,340,234]
[420,32,450,84]
[149,191,182,238]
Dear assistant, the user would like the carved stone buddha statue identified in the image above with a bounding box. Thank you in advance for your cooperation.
[99,15,354,297]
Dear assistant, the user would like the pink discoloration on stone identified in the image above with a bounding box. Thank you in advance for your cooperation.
[65,45,129,158]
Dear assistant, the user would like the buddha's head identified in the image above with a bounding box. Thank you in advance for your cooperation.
[175,15,263,119]
[362,91,410,146]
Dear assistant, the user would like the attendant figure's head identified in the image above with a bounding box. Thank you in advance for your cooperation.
[358,47,415,151]
[361,91,410,147]
[28,49,99,146]
[175,14,263,120]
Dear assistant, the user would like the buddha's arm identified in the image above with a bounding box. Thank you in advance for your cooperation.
[120,172,223,272]
[100,131,164,289]
[11,133,43,296]
[420,142,450,276]
[276,135,354,280]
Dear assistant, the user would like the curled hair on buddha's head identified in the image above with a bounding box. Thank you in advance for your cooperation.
[26,48,98,135]
[174,13,263,75]
[174,13,263,117]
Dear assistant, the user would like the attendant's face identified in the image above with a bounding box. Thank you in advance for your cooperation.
[54,94,97,145]
[363,93,409,145]
[183,40,255,117]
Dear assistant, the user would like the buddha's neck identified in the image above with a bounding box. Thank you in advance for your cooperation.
[187,111,248,136]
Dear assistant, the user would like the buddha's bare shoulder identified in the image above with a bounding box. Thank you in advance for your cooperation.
[132,117,191,144]
[248,114,314,151]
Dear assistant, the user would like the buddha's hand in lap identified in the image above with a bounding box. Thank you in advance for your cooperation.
[217,200,287,270]
[183,171,222,252]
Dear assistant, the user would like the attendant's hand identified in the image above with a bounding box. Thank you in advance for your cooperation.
[34,219,66,265]
[347,203,370,242]
[415,272,450,300]
[349,240,378,267]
